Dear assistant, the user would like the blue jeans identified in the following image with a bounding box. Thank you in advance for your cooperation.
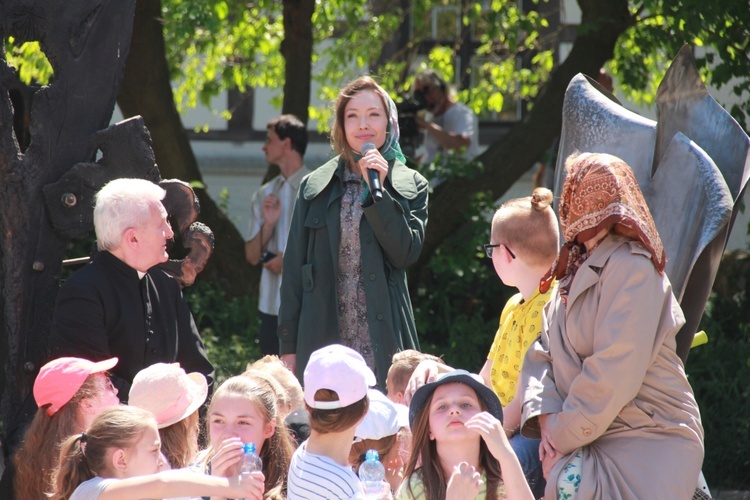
[510,432,546,499]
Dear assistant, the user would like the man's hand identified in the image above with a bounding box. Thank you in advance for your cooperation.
[262,252,283,274]
[262,194,281,227]
[280,353,296,375]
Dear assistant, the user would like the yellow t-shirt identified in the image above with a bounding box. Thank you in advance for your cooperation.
[487,282,556,406]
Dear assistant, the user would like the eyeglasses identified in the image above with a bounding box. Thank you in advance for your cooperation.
[484,243,516,260]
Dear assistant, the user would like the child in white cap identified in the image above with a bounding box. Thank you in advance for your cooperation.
[350,389,410,494]
[287,344,383,499]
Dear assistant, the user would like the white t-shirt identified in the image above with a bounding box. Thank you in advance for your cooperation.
[287,441,366,499]
[70,477,117,500]
[421,102,479,165]
[247,166,310,316]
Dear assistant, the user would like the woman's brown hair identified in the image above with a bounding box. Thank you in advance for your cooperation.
[491,187,559,268]
[403,388,502,500]
[13,373,103,499]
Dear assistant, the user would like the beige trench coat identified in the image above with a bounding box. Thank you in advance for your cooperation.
[521,235,704,499]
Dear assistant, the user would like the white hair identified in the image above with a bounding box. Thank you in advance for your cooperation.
[94,178,166,251]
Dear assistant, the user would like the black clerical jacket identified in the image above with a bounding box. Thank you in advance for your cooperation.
[49,250,215,400]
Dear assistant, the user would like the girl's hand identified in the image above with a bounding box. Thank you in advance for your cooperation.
[403,360,443,405]
[538,414,561,479]
[464,412,514,461]
[446,462,484,500]
[210,437,245,478]
[229,471,265,500]
[358,148,388,193]
[468,412,536,500]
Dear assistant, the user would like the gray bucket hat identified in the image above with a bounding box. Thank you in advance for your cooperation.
[408,369,504,428]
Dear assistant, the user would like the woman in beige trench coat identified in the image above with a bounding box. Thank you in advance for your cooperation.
[520,153,703,499]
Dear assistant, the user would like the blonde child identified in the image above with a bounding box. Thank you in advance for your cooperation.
[129,362,209,469]
[247,354,304,412]
[51,406,264,499]
[399,370,533,500]
[385,350,444,406]
[200,375,296,499]
[478,187,558,497]
[247,354,309,445]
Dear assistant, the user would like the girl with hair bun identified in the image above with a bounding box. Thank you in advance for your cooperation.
[478,187,560,497]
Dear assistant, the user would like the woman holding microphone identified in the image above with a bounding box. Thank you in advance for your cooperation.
[278,76,428,387]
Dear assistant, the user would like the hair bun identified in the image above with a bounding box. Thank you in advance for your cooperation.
[531,188,553,211]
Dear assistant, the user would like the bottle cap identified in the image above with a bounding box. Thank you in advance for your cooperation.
[365,449,379,461]
[243,442,256,454]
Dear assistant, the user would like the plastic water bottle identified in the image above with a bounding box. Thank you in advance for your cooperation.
[358,449,385,498]
[239,442,263,476]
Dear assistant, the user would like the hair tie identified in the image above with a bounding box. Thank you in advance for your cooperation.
[79,432,88,456]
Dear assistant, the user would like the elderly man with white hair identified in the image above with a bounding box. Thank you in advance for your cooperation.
[49,178,214,400]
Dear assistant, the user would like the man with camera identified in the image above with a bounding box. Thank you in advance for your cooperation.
[245,114,310,355]
[413,69,479,166]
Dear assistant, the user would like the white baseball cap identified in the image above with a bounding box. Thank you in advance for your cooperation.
[304,344,376,410]
[354,389,409,442]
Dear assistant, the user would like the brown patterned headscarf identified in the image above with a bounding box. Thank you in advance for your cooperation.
[540,152,665,295]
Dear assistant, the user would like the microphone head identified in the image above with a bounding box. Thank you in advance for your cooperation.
[360,142,377,155]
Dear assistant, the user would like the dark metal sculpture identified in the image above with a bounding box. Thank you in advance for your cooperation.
[555,45,750,362]
[0,0,213,432]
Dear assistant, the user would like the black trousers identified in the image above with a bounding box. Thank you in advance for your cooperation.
[258,311,279,355]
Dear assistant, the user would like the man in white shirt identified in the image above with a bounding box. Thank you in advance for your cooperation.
[245,115,310,355]
[413,69,480,166]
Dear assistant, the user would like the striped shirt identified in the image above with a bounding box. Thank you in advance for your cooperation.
[287,441,367,499]
[247,166,309,315]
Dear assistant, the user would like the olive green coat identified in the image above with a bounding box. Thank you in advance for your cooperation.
[278,155,428,386]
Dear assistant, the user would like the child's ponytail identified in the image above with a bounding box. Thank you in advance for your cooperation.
[49,406,155,499]
[50,433,93,500]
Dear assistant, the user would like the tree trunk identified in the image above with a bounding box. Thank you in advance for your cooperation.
[414,0,634,274]
[281,0,315,124]
[117,0,256,297]
[0,0,136,429]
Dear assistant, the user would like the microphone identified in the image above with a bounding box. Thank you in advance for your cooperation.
[361,142,383,201]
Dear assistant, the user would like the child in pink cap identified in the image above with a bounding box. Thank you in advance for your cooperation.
[12,356,121,499]
[287,344,388,499]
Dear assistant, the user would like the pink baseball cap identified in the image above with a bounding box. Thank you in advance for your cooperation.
[304,344,376,410]
[34,356,119,416]
[129,363,208,428]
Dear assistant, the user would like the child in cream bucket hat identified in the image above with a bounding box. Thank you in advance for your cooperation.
[129,362,208,468]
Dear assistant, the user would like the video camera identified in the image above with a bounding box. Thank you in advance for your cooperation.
[395,89,428,160]
[396,89,428,142]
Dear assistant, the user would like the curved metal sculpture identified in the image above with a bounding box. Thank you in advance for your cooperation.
[555,45,750,362]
